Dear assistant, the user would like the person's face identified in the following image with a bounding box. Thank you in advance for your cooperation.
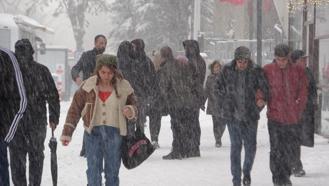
[98,66,114,83]
[95,37,107,53]
[275,56,289,69]
[236,59,248,71]
[296,57,308,67]
[213,63,221,74]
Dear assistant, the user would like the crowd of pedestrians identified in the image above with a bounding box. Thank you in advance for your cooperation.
[0,35,317,186]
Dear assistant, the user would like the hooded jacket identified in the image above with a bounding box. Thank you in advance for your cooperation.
[182,40,206,108]
[130,39,156,99]
[9,39,60,147]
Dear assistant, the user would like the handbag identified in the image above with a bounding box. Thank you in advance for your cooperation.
[121,127,155,169]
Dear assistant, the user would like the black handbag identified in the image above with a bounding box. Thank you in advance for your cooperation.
[121,127,155,169]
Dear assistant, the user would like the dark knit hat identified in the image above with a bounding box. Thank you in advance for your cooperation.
[234,46,251,60]
[96,54,117,67]
[274,44,290,57]
[291,49,308,63]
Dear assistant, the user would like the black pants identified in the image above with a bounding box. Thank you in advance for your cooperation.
[149,110,162,142]
[268,120,301,184]
[9,125,47,186]
[0,140,9,186]
[212,116,226,143]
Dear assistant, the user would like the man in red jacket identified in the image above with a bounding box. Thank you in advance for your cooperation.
[263,44,308,186]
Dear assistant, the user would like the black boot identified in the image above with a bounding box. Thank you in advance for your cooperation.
[242,175,251,186]
[162,151,182,160]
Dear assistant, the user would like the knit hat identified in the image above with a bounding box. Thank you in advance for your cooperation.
[96,54,117,67]
[274,44,290,57]
[291,49,308,63]
[234,46,251,60]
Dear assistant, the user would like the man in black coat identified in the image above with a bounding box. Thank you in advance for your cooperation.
[130,39,156,133]
[182,40,206,157]
[217,46,268,186]
[290,49,317,177]
[71,34,107,156]
[0,47,27,186]
[8,39,60,186]
[71,34,107,84]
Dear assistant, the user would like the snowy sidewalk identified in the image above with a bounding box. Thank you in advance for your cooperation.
[39,102,329,186]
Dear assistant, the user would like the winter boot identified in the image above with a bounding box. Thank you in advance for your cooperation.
[152,141,160,149]
[292,168,306,177]
[162,151,182,160]
[215,141,222,148]
[242,175,251,186]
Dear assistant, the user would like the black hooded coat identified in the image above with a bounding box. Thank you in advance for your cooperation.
[10,39,60,148]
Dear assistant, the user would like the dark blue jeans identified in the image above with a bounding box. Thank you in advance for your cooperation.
[85,126,122,186]
[227,120,258,185]
[0,140,9,186]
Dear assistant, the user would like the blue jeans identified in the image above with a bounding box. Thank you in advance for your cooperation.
[227,120,258,185]
[85,126,122,186]
[0,140,9,186]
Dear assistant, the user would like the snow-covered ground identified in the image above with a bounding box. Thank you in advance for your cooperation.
[36,101,329,186]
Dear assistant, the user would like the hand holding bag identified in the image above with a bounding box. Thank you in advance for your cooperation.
[121,127,155,169]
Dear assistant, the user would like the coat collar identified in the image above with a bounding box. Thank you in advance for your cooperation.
[82,75,98,93]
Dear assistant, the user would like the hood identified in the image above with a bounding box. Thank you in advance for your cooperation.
[117,40,133,59]
[182,40,200,59]
[131,39,146,59]
[15,39,34,62]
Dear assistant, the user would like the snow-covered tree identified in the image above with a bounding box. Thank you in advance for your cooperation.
[109,0,214,53]
[52,0,110,51]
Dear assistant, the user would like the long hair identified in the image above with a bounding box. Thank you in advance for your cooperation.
[94,58,123,98]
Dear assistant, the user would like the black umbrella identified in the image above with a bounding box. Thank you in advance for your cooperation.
[48,128,57,186]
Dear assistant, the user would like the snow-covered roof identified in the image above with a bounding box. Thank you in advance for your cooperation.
[0,13,54,34]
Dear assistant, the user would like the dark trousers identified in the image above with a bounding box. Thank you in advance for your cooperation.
[149,110,162,142]
[227,120,258,185]
[136,98,147,133]
[9,125,47,186]
[292,146,303,170]
[212,116,226,143]
[0,140,9,186]
[268,120,301,184]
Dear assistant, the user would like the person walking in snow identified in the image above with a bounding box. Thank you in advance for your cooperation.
[147,50,167,148]
[61,54,137,186]
[8,39,60,186]
[182,39,206,157]
[205,60,226,148]
[159,47,201,159]
[290,49,317,177]
[263,44,308,186]
[217,46,268,186]
[71,34,107,157]
[130,39,156,133]
[0,47,27,186]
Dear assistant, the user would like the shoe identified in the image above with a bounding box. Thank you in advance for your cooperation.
[162,152,182,160]
[215,141,222,148]
[242,175,251,186]
[79,148,85,157]
[186,147,201,158]
[152,141,160,149]
[292,168,306,177]
[233,183,241,186]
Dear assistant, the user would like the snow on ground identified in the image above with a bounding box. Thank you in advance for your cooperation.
[37,101,329,186]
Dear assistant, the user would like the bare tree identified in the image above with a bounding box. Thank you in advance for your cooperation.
[53,0,110,51]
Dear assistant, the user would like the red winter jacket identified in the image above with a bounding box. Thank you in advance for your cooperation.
[263,62,308,125]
